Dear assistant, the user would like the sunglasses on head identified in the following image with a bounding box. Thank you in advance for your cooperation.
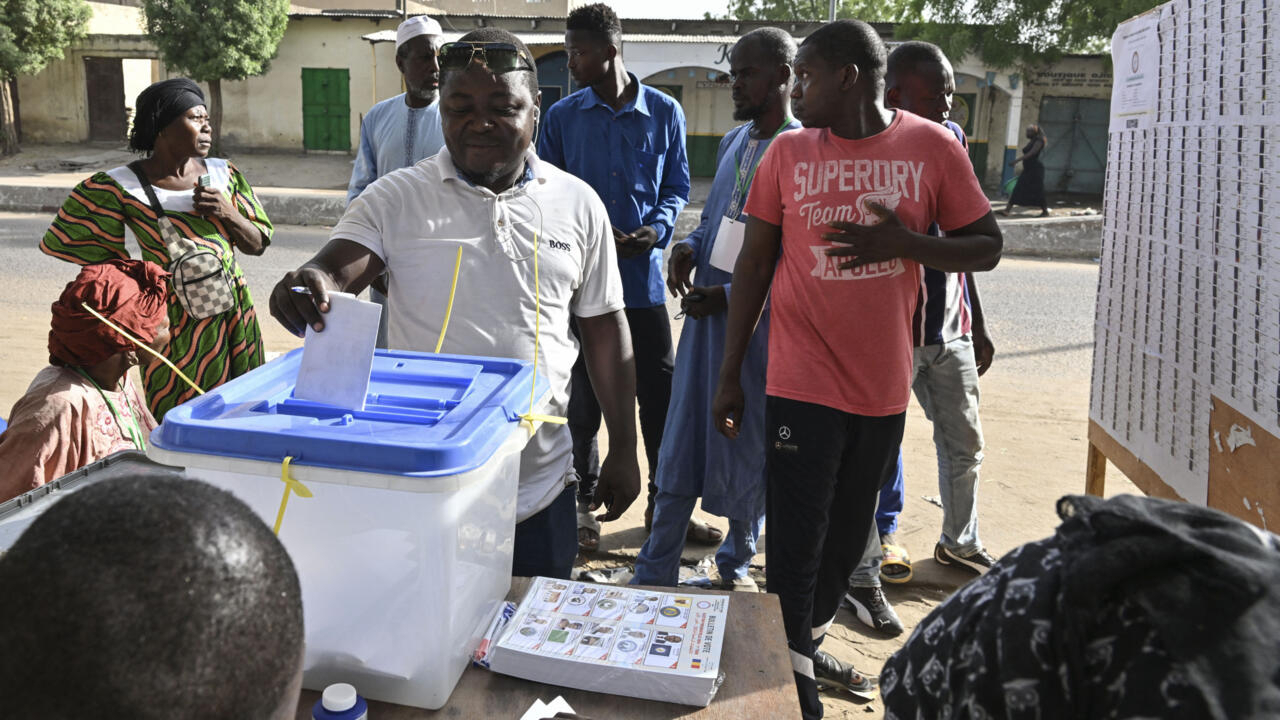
[439,41,535,74]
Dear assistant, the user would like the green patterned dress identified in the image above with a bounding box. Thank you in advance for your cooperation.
[40,159,272,420]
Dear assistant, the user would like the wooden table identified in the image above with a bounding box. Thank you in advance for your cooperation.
[295,578,800,719]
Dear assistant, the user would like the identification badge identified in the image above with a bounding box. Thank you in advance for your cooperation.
[709,215,747,273]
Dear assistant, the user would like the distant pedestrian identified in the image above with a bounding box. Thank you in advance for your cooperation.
[1003,124,1049,216]
[40,78,273,420]
[537,2,694,552]
[348,15,447,349]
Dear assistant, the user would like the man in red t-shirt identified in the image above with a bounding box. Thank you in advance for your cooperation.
[712,20,1002,719]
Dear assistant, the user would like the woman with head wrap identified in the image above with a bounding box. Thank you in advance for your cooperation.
[40,77,273,420]
[0,260,171,502]
[1002,124,1050,217]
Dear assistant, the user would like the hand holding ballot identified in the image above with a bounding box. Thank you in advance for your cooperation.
[269,241,388,335]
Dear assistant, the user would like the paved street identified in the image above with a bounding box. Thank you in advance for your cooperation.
[0,210,1097,397]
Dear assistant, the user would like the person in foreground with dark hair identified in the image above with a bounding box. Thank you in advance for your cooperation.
[712,19,1002,718]
[632,27,800,592]
[0,259,169,503]
[271,28,640,580]
[40,77,273,420]
[882,494,1280,719]
[0,473,305,719]
[537,2,697,552]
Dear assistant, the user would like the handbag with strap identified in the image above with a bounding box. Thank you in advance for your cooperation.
[128,161,237,319]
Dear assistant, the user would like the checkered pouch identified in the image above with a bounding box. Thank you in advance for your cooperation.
[129,162,236,319]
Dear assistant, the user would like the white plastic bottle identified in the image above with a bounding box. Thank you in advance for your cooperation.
[311,683,368,720]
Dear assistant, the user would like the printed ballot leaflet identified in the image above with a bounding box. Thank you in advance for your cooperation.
[489,576,730,707]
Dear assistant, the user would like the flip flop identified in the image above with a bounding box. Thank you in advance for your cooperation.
[879,542,913,584]
[686,518,724,545]
[577,504,600,552]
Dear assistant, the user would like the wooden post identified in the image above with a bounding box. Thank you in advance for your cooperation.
[1085,442,1107,496]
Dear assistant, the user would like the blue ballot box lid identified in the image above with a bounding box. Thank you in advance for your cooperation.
[151,348,548,477]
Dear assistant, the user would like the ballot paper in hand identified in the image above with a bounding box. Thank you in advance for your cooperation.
[293,291,381,410]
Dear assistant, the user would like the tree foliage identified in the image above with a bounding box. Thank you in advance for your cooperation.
[0,0,91,155]
[716,0,1166,69]
[142,0,289,84]
[0,0,90,81]
[898,0,1166,69]
[712,0,915,23]
[142,0,289,150]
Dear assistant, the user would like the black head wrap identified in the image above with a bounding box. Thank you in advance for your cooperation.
[129,78,205,153]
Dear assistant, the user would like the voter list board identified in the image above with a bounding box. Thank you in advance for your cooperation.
[1093,0,1280,521]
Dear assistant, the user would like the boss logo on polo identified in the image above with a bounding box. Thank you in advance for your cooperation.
[547,239,571,251]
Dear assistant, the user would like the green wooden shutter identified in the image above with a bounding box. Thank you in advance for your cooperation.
[302,68,351,151]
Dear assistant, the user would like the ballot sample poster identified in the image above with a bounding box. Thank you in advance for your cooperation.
[1109,8,1162,132]
[490,577,730,707]
[1094,0,1280,513]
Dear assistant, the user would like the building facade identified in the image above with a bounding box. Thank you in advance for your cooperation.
[17,2,1112,191]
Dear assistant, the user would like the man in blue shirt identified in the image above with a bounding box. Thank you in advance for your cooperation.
[348,15,447,348]
[538,3,693,551]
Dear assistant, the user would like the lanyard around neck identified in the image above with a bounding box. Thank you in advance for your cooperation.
[74,368,146,451]
[728,118,794,217]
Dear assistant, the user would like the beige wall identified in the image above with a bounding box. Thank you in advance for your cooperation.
[16,36,158,144]
[641,67,734,136]
[425,0,573,15]
[214,16,406,150]
[86,0,145,34]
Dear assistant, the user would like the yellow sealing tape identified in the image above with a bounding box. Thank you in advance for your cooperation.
[273,455,313,536]
[434,246,463,354]
[518,226,567,428]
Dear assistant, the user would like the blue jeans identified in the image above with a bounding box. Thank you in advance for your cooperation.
[913,335,984,555]
[632,490,763,586]
[849,336,986,586]
[849,454,904,588]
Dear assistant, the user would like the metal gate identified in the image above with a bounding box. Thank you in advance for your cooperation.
[301,68,350,151]
[1037,96,1109,194]
[85,57,126,142]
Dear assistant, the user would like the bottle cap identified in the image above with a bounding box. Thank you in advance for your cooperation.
[322,683,359,712]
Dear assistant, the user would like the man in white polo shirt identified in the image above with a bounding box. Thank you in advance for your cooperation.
[270,28,641,579]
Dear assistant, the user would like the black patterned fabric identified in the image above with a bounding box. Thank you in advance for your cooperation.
[882,494,1280,720]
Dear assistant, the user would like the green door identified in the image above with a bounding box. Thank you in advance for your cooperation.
[302,68,350,151]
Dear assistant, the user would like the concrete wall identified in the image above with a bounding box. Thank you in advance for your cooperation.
[214,16,405,151]
[86,0,145,34]
[640,66,734,177]
[16,35,158,144]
